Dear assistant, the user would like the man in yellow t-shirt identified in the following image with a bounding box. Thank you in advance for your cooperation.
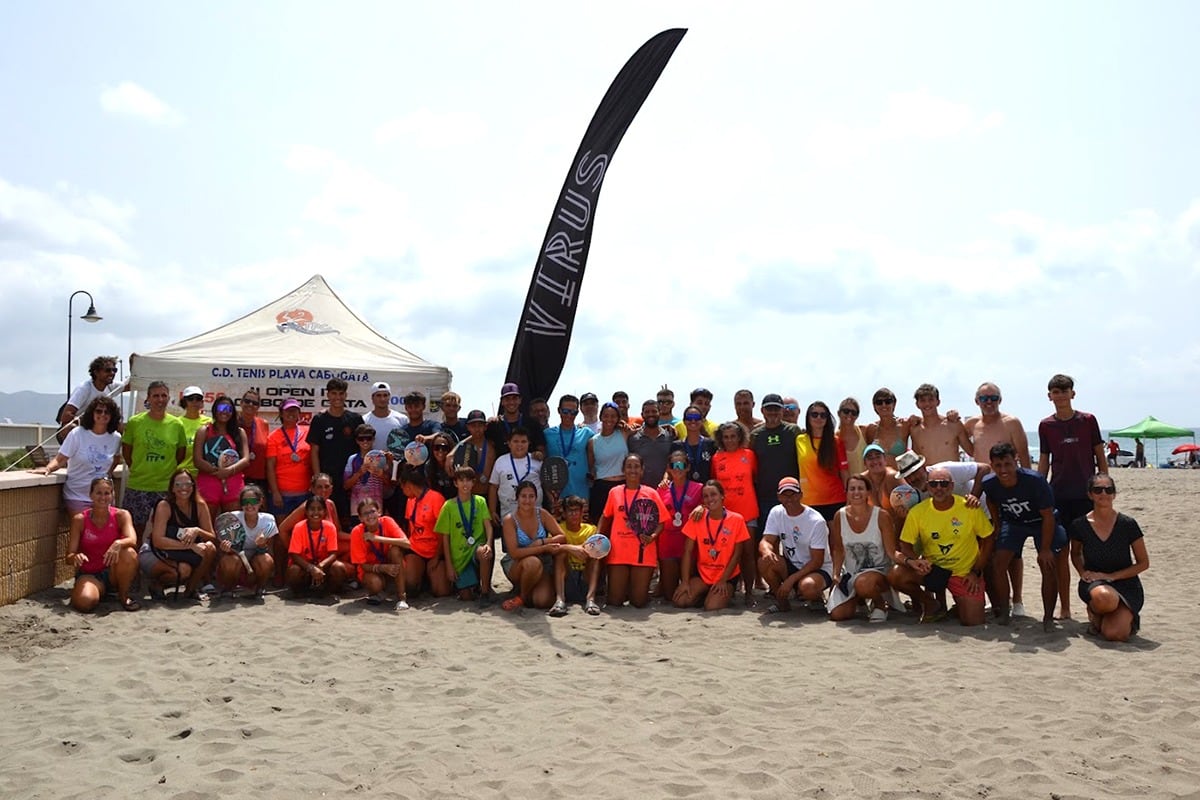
[892,467,993,625]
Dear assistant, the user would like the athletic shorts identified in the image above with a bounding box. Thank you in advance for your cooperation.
[786,561,833,589]
[76,568,113,593]
[947,574,985,601]
[995,521,1068,554]
[197,473,244,507]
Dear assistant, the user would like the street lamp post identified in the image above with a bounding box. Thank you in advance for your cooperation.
[67,290,102,397]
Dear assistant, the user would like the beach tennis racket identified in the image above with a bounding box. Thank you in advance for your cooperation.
[582,532,612,559]
[540,456,569,495]
[364,449,388,473]
[627,496,660,564]
[214,512,253,573]
[404,441,429,466]
[217,448,240,493]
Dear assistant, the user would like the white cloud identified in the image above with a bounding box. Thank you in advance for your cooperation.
[0,177,134,256]
[374,108,486,148]
[804,88,1003,164]
[99,81,183,126]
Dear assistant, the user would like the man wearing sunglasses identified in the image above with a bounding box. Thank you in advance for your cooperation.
[58,355,124,443]
[964,382,1033,617]
[545,394,593,502]
[750,393,801,532]
[892,466,994,625]
[981,442,1066,631]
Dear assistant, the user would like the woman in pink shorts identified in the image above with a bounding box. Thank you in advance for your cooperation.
[194,395,250,512]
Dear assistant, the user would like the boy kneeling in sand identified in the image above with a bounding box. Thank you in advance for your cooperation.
[435,466,496,605]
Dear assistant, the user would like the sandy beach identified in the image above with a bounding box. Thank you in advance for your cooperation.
[1,468,1197,799]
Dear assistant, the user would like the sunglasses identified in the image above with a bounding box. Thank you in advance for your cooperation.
[782,404,799,411]
[185,396,203,402]
[100,367,117,373]
[241,398,260,406]
[809,411,829,419]
[357,436,375,442]
[669,461,687,470]
[927,479,953,488]
[683,414,703,422]
[432,444,451,451]
[838,408,859,417]
[559,408,579,415]
[976,394,1001,403]
[873,399,895,406]
[240,498,261,506]
[1089,485,1116,495]
[215,405,234,414]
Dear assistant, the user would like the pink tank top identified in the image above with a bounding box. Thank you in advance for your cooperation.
[79,509,120,574]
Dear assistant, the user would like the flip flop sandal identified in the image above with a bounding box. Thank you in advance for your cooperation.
[547,600,568,617]
[584,600,601,616]
[121,597,141,612]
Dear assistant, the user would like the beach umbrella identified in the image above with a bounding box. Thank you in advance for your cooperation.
[1172,443,1200,454]
[1109,416,1195,464]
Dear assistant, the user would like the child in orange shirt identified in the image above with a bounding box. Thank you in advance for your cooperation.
[286,496,349,595]
[674,480,750,612]
[711,421,759,602]
[399,466,451,599]
[350,498,411,611]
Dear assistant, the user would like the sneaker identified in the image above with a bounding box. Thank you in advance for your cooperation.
[395,599,410,611]
[868,607,888,623]
[1011,602,1027,618]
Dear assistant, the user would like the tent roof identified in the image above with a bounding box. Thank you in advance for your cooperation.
[1108,415,1193,439]
[131,274,443,372]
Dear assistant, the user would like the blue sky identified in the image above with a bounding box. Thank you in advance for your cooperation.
[3,1,1199,429]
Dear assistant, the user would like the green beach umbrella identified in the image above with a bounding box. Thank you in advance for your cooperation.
[1108,416,1194,464]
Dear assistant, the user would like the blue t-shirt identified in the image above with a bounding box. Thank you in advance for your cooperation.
[545,424,594,500]
[981,468,1055,528]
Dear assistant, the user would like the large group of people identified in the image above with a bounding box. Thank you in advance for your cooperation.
[36,369,1149,642]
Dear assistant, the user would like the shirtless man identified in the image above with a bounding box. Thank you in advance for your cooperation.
[908,383,973,465]
[732,389,763,433]
[964,382,1032,616]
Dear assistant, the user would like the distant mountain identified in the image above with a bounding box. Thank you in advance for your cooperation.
[0,391,63,424]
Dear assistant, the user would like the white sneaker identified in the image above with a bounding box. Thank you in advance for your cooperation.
[868,607,888,623]
[395,600,410,611]
[1011,602,1027,618]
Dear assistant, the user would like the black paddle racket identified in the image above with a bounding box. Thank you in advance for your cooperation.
[627,496,660,564]
[540,456,569,495]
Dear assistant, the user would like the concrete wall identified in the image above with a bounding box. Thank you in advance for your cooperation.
[0,471,71,605]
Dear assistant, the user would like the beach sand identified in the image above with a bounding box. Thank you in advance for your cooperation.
[1,469,1197,799]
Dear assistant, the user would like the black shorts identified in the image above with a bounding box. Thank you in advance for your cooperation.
[785,562,833,589]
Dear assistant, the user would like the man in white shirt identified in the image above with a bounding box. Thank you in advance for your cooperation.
[364,381,408,451]
[758,477,834,612]
[58,355,122,442]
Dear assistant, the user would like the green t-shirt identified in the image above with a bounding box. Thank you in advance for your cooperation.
[434,495,491,572]
[121,413,189,491]
[177,415,212,475]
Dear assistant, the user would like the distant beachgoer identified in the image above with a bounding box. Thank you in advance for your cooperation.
[1037,373,1107,619]
[1070,474,1148,642]
[64,477,139,612]
[1106,439,1120,467]
[1134,438,1146,469]
[57,355,121,443]
[33,396,122,515]
[121,381,188,544]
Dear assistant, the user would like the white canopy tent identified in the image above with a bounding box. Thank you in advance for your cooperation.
[129,275,452,418]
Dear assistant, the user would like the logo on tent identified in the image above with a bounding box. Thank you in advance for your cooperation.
[276,308,339,336]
